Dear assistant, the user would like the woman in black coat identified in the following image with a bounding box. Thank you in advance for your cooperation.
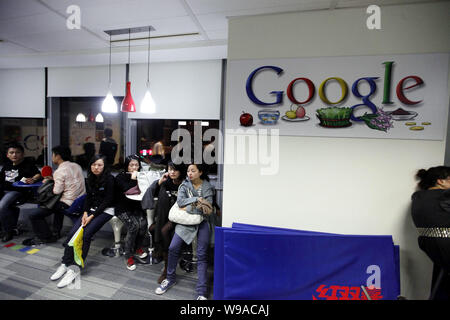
[152,161,186,283]
[115,155,150,271]
[50,154,115,288]
[411,166,450,299]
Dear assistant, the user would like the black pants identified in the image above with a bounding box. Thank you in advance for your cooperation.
[28,201,69,241]
[62,211,112,266]
[117,210,149,258]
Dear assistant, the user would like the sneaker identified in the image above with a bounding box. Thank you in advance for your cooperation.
[196,295,208,300]
[50,264,67,281]
[155,279,176,295]
[57,267,79,288]
[22,237,46,246]
[126,257,136,271]
[135,248,148,259]
[134,256,149,264]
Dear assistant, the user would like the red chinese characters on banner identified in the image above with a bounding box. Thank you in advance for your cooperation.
[312,285,383,300]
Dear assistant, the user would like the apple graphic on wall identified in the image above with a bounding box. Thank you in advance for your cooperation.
[240,111,253,126]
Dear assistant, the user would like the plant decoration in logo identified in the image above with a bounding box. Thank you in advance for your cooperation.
[359,107,394,132]
[316,107,353,128]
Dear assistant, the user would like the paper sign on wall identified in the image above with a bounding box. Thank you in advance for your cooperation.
[225,53,449,140]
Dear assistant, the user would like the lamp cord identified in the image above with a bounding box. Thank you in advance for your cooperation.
[108,34,111,85]
[147,26,150,85]
[128,28,131,66]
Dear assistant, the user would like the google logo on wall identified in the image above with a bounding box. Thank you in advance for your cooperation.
[245,61,424,121]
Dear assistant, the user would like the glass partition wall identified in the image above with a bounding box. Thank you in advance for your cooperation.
[59,97,125,171]
[0,118,48,167]
[136,119,220,175]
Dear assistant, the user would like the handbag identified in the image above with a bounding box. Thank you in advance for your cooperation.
[126,171,163,201]
[37,180,62,210]
[168,188,203,225]
[125,184,140,195]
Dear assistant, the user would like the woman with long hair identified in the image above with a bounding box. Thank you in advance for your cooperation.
[115,155,150,271]
[155,163,215,300]
[49,154,115,288]
[152,161,187,283]
[412,165,450,299]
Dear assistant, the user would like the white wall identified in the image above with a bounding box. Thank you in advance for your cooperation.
[223,2,450,300]
[128,60,222,120]
[0,68,45,118]
[47,65,125,97]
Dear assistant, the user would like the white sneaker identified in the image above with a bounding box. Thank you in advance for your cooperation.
[50,264,67,281]
[57,267,79,288]
[196,295,207,300]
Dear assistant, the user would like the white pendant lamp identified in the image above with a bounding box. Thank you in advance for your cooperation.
[76,113,87,122]
[140,26,156,114]
[102,34,118,113]
[95,113,104,122]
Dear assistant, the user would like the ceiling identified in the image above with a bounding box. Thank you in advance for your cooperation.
[0,0,443,68]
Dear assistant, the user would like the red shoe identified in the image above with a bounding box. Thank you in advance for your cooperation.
[135,248,148,259]
[126,257,136,271]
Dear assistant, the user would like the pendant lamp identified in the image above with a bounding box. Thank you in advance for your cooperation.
[76,113,87,122]
[102,34,118,113]
[95,113,104,123]
[121,29,136,112]
[141,26,156,114]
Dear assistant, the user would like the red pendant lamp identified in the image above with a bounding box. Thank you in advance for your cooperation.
[121,28,136,112]
[121,81,136,112]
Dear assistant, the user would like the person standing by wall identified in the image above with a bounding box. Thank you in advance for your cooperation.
[23,146,85,245]
[411,166,450,300]
[0,142,41,242]
[99,128,118,167]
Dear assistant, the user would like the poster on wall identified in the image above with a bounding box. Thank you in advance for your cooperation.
[225,53,449,140]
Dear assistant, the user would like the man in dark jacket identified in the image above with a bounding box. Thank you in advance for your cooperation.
[99,128,117,166]
[0,142,41,242]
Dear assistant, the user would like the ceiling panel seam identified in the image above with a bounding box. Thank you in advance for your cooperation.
[36,0,108,45]
[179,0,210,41]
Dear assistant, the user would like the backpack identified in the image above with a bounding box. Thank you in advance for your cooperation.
[37,180,62,209]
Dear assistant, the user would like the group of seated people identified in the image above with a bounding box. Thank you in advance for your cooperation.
[0,142,217,300]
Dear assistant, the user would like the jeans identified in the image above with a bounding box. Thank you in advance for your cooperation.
[28,201,69,241]
[0,191,22,233]
[167,220,210,296]
[117,210,149,259]
[62,212,112,266]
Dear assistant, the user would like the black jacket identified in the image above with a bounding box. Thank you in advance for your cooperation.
[0,158,40,198]
[115,172,142,215]
[83,174,115,217]
[411,188,450,273]
[152,179,180,244]
[411,189,450,228]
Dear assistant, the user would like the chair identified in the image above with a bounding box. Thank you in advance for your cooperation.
[64,194,86,223]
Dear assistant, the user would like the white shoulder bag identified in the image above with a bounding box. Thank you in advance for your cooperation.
[168,188,203,225]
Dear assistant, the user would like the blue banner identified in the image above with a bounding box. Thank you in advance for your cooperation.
[214,223,400,300]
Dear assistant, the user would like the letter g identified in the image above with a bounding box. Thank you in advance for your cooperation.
[246,66,284,106]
